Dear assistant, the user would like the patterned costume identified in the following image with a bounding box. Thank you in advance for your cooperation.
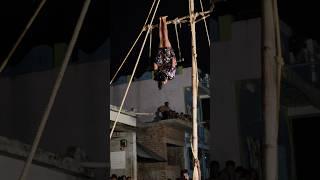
[154,47,176,81]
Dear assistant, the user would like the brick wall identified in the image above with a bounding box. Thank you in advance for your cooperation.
[137,122,187,180]
[138,163,166,180]
[137,124,167,159]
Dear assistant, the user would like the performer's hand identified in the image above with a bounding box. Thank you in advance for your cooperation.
[153,63,158,70]
[172,57,177,67]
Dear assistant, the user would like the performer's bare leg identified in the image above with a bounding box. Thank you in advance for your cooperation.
[159,17,163,48]
[161,16,171,48]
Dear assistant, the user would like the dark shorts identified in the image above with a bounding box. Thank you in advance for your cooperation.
[154,47,177,80]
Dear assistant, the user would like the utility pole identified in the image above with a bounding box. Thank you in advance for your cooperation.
[189,0,200,179]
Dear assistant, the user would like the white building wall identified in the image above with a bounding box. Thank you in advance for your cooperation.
[110,132,137,179]
[110,68,192,122]
[210,18,262,165]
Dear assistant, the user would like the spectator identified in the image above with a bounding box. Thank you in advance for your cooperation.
[219,160,236,180]
[209,161,220,180]
[126,177,132,180]
[110,174,117,180]
[158,102,171,119]
[235,166,247,180]
[180,169,190,180]
[247,168,258,180]
[118,175,126,180]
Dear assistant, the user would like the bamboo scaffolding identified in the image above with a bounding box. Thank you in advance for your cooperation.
[142,10,212,31]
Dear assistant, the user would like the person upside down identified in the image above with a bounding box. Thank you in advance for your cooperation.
[153,16,177,89]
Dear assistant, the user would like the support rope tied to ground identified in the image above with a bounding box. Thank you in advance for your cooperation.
[109,0,161,139]
[110,0,157,85]
[0,0,47,74]
[18,0,91,179]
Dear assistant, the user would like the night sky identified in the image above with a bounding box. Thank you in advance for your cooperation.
[110,0,211,79]
[110,0,320,79]
[0,0,108,67]
[0,0,319,76]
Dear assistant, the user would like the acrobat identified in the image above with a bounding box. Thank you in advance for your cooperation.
[153,16,177,89]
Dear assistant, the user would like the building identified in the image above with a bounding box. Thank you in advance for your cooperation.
[110,105,137,179]
[137,118,192,180]
[110,67,210,179]
[0,39,109,179]
[209,14,320,179]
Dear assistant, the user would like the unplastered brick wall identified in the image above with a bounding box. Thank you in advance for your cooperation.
[137,122,187,180]
[138,122,186,159]
[138,163,166,180]
[137,124,168,159]
[164,125,185,145]
[166,165,181,179]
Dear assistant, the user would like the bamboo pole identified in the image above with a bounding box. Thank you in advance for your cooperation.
[0,0,47,74]
[142,10,212,31]
[18,0,91,179]
[262,0,278,179]
[189,0,200,179]
[109,0,161,139]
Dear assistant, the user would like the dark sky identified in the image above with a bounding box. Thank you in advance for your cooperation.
[110,0,211,79]
[110,0,320,80]
[0,0,108,67]
[0,0,319,77]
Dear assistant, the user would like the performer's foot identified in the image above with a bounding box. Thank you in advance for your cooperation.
[160,16,168,21]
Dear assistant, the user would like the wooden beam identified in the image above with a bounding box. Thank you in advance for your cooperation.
[142,10,212,31]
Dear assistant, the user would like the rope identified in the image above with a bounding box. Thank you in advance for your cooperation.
[110,0,157,84]
[199,0,211,47]
[110,0,161,139]
[190,135,201,179]
[149,27,153,58]
[174,19,184,62]
[0,0,47,74]
[18,0,91,179]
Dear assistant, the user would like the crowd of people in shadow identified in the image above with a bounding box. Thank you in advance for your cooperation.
[174,161,258,180]
[209,160,259,180]
[110,174,131,180]
[109,160,258,180]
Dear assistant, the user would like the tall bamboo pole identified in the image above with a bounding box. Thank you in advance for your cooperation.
[189,0,200,179]
[262,0,278,179]
[18,0,91,179]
